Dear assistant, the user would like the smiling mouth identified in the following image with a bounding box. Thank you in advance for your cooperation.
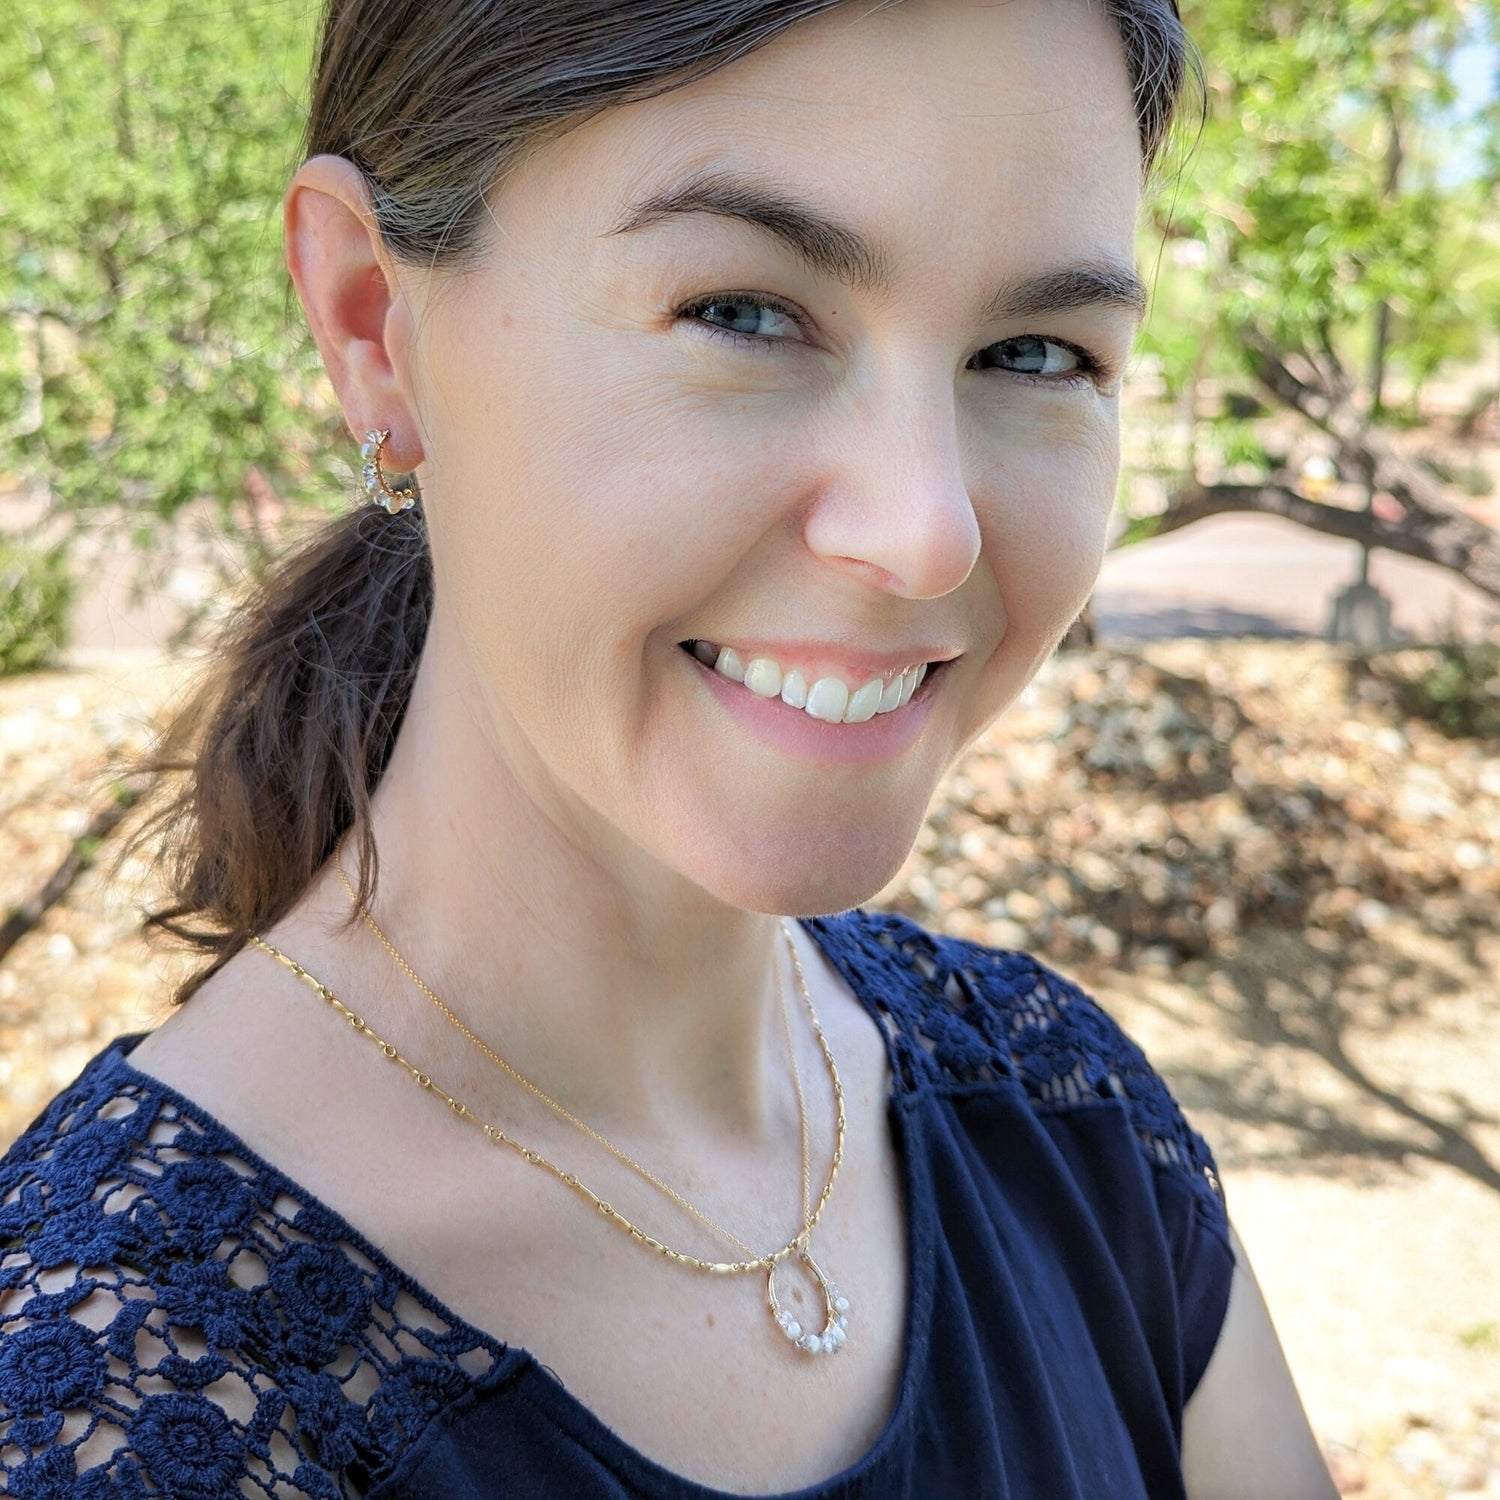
[679,640,949,724]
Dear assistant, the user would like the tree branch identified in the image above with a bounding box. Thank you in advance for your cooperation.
[1118,482,1500,603]
[0,787,143,965]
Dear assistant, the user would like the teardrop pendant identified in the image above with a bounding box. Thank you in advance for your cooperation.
[767,1247,850,1355]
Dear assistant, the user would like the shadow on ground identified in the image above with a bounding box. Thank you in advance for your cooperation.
[1096,604,1317,641]
[1115,927,1500,1195]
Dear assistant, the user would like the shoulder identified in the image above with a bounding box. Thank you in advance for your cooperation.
[0,1037,510,1498]
[805,907,1226,1213]
[808,908,1236,1401]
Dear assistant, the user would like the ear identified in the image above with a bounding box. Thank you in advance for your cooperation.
[284,154,423,472]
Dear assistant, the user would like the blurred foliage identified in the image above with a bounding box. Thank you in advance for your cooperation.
[1375,637,1500,737]
[1143,0,1500,449]
[0,1,344,537]
[0,542,73,677]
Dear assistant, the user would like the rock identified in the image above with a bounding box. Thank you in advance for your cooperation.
[1205,897,1239,938]
[1087,923,1122,963]
[1073,851,1120,893]
[1135,945,1180,973]
[984,919,1031,951]
[880,641,1499,971]
[1455,841,1488,871]
[1005,890,1044,924]
[1324,1447,1367,1492]
[44,932,79,962]
[958,830,991,862]
[1391,1426,1448,1475]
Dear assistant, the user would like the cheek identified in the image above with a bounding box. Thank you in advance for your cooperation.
[420,325,807,694]
[521,389,803,638]
[979,416,1118,622]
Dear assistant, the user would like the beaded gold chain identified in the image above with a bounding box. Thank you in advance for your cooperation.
[250,877,851,1355]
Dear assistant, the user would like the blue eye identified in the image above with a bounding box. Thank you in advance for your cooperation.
[681,294,805,346]
[970,336,1093,380]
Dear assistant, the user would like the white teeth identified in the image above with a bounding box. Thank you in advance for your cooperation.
[804,677,850,723]
[842,677,884,724]
[743,657,782,698]
[690,640,937,725]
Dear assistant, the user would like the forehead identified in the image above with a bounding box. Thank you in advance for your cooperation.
[516,0,1142,274]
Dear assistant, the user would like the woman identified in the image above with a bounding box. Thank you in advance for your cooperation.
[0,1,1336,1495]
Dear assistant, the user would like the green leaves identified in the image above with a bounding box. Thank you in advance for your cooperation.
[1148,0,1498,414]
[0,1,343,531]
[0,542,73,677]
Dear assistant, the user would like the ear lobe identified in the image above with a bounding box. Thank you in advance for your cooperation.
[284,154,423,467]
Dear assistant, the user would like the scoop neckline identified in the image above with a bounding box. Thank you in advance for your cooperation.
[105,909,937,1500]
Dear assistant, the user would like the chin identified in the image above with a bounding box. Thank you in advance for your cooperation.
[681,812,924,919]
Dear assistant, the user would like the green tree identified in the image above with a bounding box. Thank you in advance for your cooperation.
[1133,0,1500,604]
[0,1,340,547]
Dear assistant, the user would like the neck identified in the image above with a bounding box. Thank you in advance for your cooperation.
[304,625,805,1141]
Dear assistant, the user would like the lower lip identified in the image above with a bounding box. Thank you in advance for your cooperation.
[686,650,945,767]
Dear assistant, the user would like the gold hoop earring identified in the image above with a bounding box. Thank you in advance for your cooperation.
[360,429,421,514]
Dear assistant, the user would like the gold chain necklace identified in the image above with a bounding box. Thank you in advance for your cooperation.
[249,870,851,1356]
[336,856,817,1264]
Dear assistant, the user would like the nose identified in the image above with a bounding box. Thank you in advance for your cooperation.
[801,383,982,600]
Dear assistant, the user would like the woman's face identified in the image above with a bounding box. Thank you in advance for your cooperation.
[397,0,1145,916]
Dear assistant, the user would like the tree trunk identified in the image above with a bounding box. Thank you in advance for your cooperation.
[0,787,142,965]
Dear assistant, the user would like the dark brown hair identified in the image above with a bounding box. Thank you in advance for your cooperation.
[141,0,1197,999]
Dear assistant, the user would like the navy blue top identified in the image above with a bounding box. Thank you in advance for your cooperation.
[0,910,1233,1499]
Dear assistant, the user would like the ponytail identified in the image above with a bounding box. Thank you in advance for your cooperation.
[136,506,430,1000]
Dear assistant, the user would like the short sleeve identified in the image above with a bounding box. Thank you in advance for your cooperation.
[808,910,1236,1407]
[947,929,1235,1403]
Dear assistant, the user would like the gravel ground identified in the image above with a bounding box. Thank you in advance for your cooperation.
[1,641,1496,1497]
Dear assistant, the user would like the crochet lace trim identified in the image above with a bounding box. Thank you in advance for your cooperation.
[805,912,1225,1196]
[0,1068,506,1498]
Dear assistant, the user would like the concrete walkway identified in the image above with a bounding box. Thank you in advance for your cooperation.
[1095,513,1498,644]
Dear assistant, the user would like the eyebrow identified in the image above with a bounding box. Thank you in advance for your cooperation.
[607,168,1148,324]
[983,263,1148,324]
[610,169,889,292]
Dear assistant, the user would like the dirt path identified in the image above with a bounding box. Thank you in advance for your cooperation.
[1,643,1496,1496]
